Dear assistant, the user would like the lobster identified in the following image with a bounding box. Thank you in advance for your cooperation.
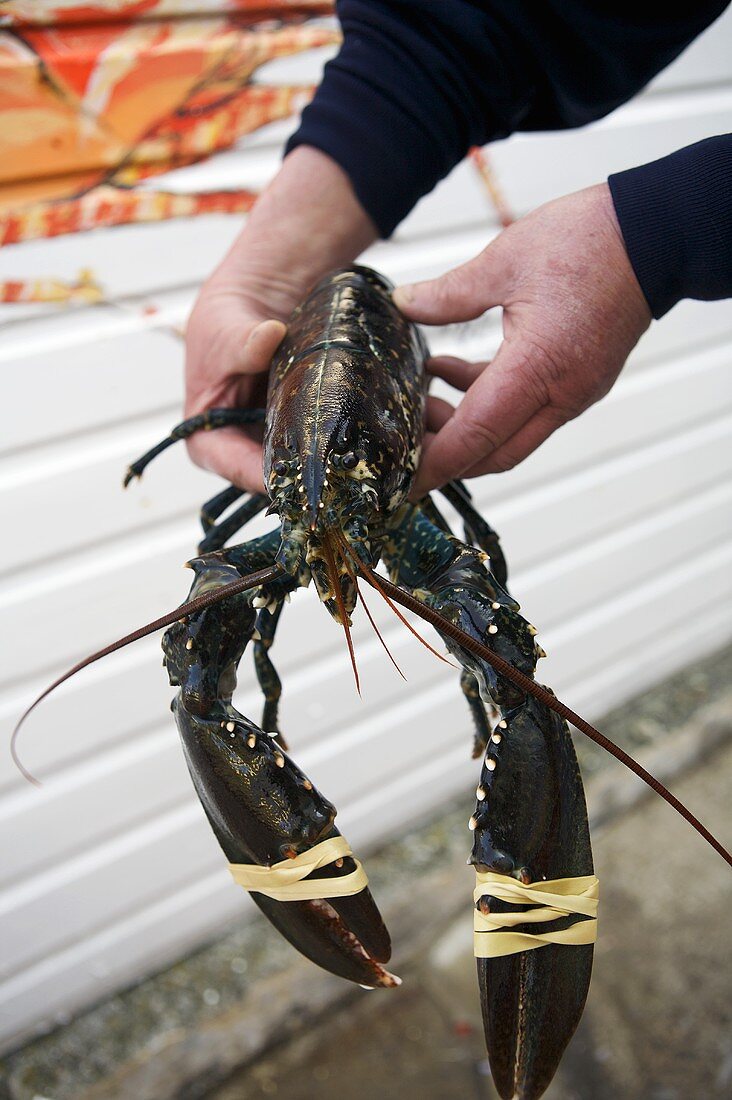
[14,266,730,1100]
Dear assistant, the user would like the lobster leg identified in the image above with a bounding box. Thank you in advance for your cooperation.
[253,601,285,741]
[198,492,269,553]
[439,480,509,587]
[383,506,593,1100]
[422,491,501,755]
[124,407,265,485]
[165,531,396,988]
[200,484,245,532]
[460,667,494,759]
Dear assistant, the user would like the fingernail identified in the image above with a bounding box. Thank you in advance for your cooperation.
[248,319,285,343]
[393,285,414,309]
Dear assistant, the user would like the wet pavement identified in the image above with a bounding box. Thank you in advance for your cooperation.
[210,740,732,1100]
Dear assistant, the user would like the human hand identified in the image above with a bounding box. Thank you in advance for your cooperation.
[185,146,377,492]
[185,277,291,494]
[393,183,652,497]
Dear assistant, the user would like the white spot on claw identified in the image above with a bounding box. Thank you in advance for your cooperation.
[491,732,502,744]
[468,816,477,830]
[486,758,497,771]
[488,624,498,635]
[226,721,236,732]
[476,786,486,800]
[498,719,508,729]
[492,602,500,610]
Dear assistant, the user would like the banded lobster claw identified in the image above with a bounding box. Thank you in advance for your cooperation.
[472,698,595,1100]
[173,701,398,988]
[383,508,595,1100]
[163,545,398,990]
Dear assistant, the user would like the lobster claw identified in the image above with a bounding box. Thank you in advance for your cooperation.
[478,943,594,1099]
[173,700,398,989]
[471,702,595,1100]
[252,876,397,989]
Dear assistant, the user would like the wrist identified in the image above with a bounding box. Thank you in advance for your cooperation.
[210,147,378,319]
[591,181,652,330]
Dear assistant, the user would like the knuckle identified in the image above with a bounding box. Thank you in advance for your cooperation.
[436,263,472,304]
[460,411,502,454]
[518,335,591,416]
[488,449,520,474]
[523,338,565,393]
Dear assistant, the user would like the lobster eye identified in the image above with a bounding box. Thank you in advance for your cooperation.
[273,459,289,476]
[341,451,359,470]
[333,418,357,453]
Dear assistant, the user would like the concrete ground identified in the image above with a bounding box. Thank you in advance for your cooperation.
[2,648,730,1100]
[210,741,732,1100]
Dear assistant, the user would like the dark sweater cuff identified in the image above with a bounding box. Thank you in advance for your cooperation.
[609,135,732,319]
[285,3,511,237]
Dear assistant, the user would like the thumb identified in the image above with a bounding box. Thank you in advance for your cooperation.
[239,318,287,375]
[393,245,506,325]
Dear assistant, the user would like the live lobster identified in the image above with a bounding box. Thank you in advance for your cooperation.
[15,266,730,1100]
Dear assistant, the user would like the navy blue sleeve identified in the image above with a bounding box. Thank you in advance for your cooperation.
[609,136,732,318]
[286,1,728,236]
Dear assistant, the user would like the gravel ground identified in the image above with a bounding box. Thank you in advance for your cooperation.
[2,644,730,1100]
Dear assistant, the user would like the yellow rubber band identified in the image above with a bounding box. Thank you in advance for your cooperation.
[228,836,368,902]
[474,871,599,958]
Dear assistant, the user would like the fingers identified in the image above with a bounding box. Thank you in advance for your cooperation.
[427,355,486,392]
[413,337,546,496]
[393,244,506,325]
[461,405,568,478]
[425,394,456,434]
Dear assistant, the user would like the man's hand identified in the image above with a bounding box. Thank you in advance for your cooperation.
[393,183,652,497]
[185,146,377,492]
[185,283,289,494]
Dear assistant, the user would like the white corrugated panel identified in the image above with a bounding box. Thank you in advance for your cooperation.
[1,10,731,1054]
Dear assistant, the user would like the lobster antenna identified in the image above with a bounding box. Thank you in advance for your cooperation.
[322,533,360,694]
[332,531,453,669]
[335,538,406,681]
[359,563,455,668]
[356,581,407,681]
[11,563,284,786]
[363,571,732,870]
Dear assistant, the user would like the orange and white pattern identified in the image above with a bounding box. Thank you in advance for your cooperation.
[0,1,337,244]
